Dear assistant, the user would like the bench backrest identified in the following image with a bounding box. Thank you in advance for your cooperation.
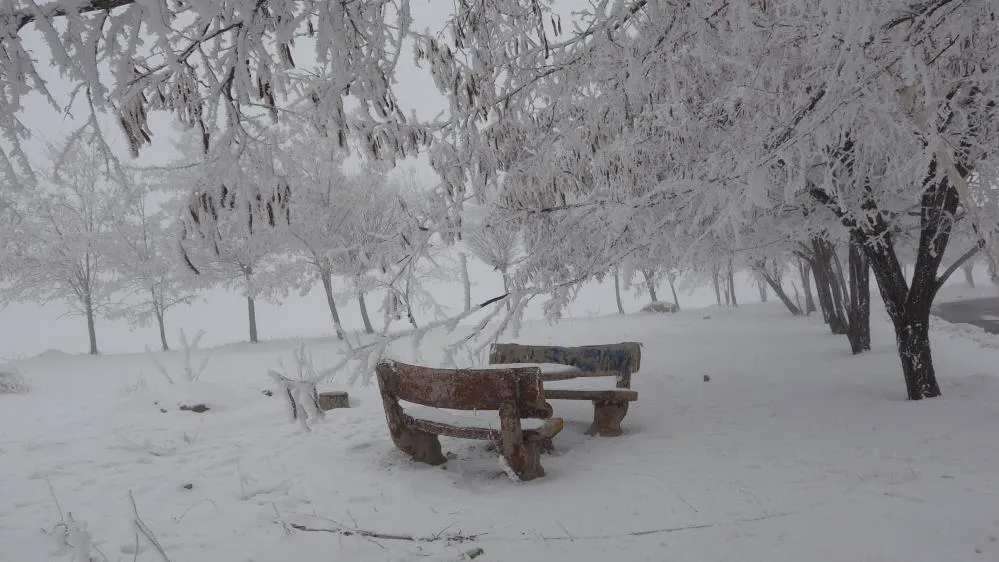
[488,342,642,387]
[375,360,554,419]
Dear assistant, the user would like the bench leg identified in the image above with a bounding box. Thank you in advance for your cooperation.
[394,428,446,465]
[501,440,545,481]
[587,400,629,437]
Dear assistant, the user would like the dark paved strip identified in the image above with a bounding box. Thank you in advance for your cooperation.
[933,297,999,335]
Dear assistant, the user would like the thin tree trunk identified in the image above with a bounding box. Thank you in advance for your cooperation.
[501,268,511,312]
[247,296,258,343]
[798,259,816,314]
[85,295,98,355]
[757,262,801,316]
[459,251,472,313]
[667,272,681,311]
[155,305,169,351]
[641,269,659,302]
[320,271,346,340]
[812,240,848,334]
[758,278,768,302]
[963,262,975,287]
[712,269,722,306]
[614,267,625,314]
[358,291,374,334]
[831,248,852,315]
[727,261,738,307]
[846,241,871,354]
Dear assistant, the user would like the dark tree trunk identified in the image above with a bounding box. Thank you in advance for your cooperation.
[757,278,768,302]
[846,241,871,354]
[614,267,625,314]
[84,294,98,355]
[811,240,848,334]
[667,272,681,311]
[757,262,801,316]
[727,261,738,307]
[320,271,346,340]
[712,269,722,305]
[641,269,658,302]
[247,296,259,343]
[892,315,938,400]
[812,154,962,400]
[358,291,374,334]
[963,262,975,287]
[155,305,169,351]
[798,259,816,314]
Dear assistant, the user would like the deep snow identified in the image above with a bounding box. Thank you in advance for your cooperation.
[2,299,998,562]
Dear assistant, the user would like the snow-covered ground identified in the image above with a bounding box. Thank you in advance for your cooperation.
[2,301,998,562]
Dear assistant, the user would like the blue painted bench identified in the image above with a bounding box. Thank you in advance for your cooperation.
[488,342,641,436]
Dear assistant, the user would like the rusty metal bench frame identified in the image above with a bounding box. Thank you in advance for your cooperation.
[375,360,564,481]
[488,342,641,436]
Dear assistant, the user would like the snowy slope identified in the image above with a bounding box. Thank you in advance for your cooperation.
[1,304,998,562]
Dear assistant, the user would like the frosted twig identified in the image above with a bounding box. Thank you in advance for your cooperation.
[288,523,482,544]
[129,490,172,562]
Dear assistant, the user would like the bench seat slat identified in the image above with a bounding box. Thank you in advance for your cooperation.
[544,388,638,402]
[402,404,557,441]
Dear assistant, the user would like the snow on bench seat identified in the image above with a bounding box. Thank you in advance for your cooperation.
[543,376,621,391]
[479,362,583,379]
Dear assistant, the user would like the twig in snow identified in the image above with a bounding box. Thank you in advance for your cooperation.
[288,523,483,544]
[46,478,65,521]
[556,521,575,542]
[676,493,699,513]
[129,490,172,562]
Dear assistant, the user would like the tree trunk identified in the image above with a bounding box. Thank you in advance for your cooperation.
[727,261,738,307]
[892,315,939,400]
[247,296,259,343]
[614,267,625,314]
[712,269,722,305]
[757,263,801,316]
[758,278,768,302]
[84,295,98,355]
[963,262,975,287]
[667,272,681,311]
[811,240,848,334]
[501,268,511,312]
[798,259,816,314]
[641,269,658,302]
[459,251,472,313]
[320,271,346,340]
[155,305,169,351]
[846,241,871,354]
[813,155,961,400]
[358,291,374,334]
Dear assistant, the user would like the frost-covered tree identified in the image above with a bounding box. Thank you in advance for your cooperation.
[0,1,427,188]
[418,0,999,400]
[464,206,520,304]
[177,138,291,344]
[106,186,197,351]
[0,134,123,354]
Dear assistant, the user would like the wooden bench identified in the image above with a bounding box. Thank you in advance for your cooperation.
[488,342,641,437]
[375,360,565,481]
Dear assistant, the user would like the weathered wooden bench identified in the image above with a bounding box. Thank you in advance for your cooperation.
[488,342,641,437]
[375,360,565,481]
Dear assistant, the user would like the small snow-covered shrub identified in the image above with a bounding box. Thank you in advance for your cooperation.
[0,364,29,394]
[146,329,212,384]
[641,301,679,314]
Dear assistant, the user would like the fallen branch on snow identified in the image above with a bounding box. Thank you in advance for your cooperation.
[286,522,483,544]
